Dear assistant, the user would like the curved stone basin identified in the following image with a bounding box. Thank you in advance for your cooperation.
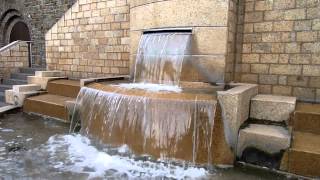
[76,82,234,165]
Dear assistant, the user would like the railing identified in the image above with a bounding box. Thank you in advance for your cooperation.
[0,40,33,67]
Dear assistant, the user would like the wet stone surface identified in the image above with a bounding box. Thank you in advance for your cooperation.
[0,112,287,179]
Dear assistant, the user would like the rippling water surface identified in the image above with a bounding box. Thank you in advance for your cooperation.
[0,112,286,179]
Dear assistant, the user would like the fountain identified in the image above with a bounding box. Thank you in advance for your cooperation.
[71,31,234,165]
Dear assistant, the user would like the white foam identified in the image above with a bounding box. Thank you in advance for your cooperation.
[46,134,207,179]
[114,83,182,93]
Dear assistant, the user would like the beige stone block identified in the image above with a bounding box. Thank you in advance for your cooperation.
[259,84,272,94]
[245,12,263,22]
[217,83,258,150]
[317,89,320,103]
[297,31,317,42]
[273,0,295,9]
[273,85,292,96]
[35,71,63,77]
[27,76,66,90]
[284,9,306,20]
[259,74,278,85]
[285,43,301,53]
[12,84,41,93]
[255,0,273,11]
[270,64,302,75]
[310,77,320,88]
[254,22,273,32]
[241,74,258,83]
[5,90,14,105]
[260,54,279,63]
[294,20,312,31]
[312,19,320,30]
[237,124,291,157]
[251,64,269,73]
[293,87,316,102]
[250,94,296,122]
[273,21,294,32]
[130,0,229,30]
[303,65,320,76]
[242,54,259,63]
[302,42,320,53]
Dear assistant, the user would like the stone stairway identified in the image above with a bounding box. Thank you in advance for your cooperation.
[0,67,44,107]
[23,79,80,122]
[287,103,320,177]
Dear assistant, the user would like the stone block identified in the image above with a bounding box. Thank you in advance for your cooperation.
[130,0,229,30]
[27,76,67,90]
[237,124,291,157]
[35,71,64,77]
[12,84,41,93]
[5,90,14,105]
[217,83,258,150]
[250,94,296,122]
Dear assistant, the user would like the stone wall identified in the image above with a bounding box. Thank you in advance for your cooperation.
[45,0,130,79]
[130,0,232,84]
[237,0,320,102]
[0,41,29,79]
[0,0,76,66]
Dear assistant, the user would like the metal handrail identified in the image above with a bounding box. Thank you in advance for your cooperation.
[0,40,33,67]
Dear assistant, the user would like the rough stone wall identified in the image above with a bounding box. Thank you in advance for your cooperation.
[46,0,130,79]
[0,0,76,66]
[237,0,320,102]
[0,41,29,79]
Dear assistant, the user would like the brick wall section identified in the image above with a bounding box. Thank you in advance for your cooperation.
[238,0,320,102]
[0,0,76,66]
[0,41,29,79]
[46,0,130,79]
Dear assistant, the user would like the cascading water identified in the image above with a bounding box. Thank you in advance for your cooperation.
[133,33,191,85]
[70,32,219,164]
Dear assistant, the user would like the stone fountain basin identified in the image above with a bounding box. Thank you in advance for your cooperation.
[79,81,234,165]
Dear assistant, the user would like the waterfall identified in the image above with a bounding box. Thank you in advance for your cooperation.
[133,33,191,85]
[70,32,219,164]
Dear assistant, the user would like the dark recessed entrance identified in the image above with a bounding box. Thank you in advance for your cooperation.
[9,21,30,42]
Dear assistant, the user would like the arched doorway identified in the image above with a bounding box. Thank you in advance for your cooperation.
[9,21,30,42]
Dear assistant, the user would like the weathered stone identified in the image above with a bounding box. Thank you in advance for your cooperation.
[27,76,67,90]
[250,94,296,122]
[237,124,291,157]
[217,83,258,150]
[35,71,63,77]
[12,84,41,93]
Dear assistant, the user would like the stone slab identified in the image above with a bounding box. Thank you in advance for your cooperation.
[5,89,42,106]
[12,84,41,93]
[237,124,291,157]
[217,83,258,150]
[35,71,63,77]
[27,76,67,90]
[250,94,296,122]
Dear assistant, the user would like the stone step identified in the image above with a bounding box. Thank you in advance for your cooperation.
[288,131,320,178]
[23,93,75,122]
[47,79,80,98]
[11,72,33,80]
[19,67,45,74]
[250,94,296,123]
[3,79,27,85]
[291,103,320,135]
[237,124,291,158]
[0,84,12,92]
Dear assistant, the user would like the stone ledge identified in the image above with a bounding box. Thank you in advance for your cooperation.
[35,71,63,77]
[250,94,296,122]
[237,124,291,157]
[217,83,258,150]
[27,76,67,90]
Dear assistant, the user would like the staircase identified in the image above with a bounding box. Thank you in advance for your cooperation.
[287,103,320,177]
[23,79,80,122]
[0,67,44,107]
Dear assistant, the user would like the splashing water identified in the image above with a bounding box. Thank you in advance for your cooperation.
[46,134,208,179]
[134,33,191,85]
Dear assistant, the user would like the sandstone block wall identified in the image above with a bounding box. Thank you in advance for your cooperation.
[237,0,320,102]
[0,41,29,79]
[46,0,130,79]
[0,0,76,66]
